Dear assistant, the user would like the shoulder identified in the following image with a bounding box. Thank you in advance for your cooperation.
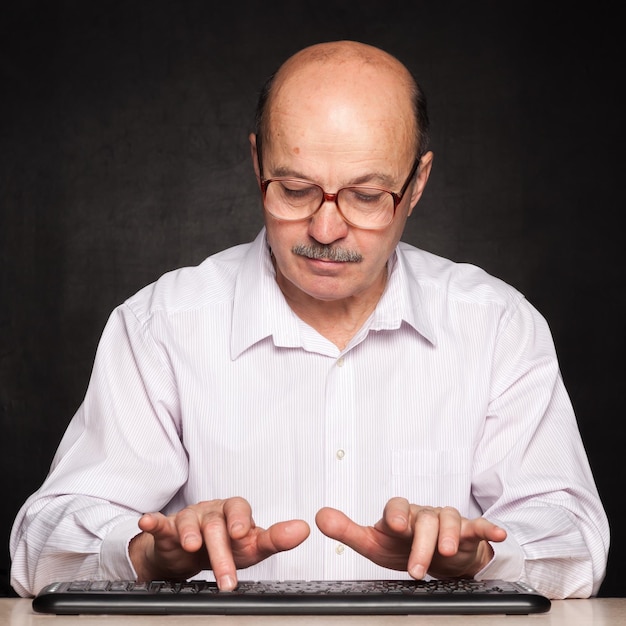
[123,240,254,323]
[396,241,524,310]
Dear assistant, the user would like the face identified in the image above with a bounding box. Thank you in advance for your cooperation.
[251,46,432,307]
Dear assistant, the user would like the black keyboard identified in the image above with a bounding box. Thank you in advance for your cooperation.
[32,578,551,615]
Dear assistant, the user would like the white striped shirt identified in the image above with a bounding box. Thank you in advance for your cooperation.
[10,228,609,599]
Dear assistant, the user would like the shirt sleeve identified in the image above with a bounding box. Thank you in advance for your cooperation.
[471,297,609,599]
[9,303,187,597]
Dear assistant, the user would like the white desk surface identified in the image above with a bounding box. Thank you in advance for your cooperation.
[2,597,625,625]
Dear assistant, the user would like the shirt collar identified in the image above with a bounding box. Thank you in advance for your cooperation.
[230,230,303,359]
[370,247,437,346]
[230,229,436,359]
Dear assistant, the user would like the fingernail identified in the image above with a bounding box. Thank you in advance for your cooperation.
[230,522,244,534]
[219,575,236,591]
[411,565,425,579]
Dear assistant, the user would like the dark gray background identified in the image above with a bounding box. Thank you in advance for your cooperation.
[1,1,623,596]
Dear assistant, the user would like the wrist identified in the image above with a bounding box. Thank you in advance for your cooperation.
[129,531,154,581]
[470,540,495,577]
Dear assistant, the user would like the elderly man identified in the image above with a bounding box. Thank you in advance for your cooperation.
[10,40,609,600]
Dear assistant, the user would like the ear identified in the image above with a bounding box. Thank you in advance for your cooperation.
[249,133,262,188]
[407,151,433,216]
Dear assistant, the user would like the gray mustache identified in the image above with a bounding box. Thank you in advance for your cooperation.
[292,244,363,263]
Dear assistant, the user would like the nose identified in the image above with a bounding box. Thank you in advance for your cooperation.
[307,196,349,244]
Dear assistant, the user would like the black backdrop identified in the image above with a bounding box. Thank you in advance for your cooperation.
[1,1,623,597]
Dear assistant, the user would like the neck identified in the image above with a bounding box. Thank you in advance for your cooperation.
[275,266,388,350]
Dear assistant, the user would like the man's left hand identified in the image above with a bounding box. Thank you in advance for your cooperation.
[315,498,506,579]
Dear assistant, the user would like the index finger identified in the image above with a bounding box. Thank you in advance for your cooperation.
[200,498,255,590]
[407,506,454,579]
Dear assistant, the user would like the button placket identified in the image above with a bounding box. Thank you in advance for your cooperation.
[324,352,356,576]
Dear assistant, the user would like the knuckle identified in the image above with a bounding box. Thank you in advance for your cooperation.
[440,506,459,516]
[418,506,438,518]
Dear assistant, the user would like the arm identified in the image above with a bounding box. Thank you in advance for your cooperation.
[9,303,186,596]
[471,298,609,598]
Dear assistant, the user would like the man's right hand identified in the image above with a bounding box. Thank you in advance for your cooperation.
[129,497,310,590]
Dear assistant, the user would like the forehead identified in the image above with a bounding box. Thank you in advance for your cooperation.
[264,59,416,168]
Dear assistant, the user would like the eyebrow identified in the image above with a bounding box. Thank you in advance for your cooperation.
[268,166,397,189]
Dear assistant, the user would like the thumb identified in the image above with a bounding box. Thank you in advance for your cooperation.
[315,507,360,541]
[257,519,311,557]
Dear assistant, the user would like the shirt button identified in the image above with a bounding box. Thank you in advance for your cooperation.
[336,544,345,555]
[337,357,345,367]
[336,449,345,460]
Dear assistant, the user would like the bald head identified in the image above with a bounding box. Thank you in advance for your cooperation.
[276,40,411,83]
[254,41,429,164]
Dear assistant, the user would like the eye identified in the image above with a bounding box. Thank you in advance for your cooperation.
[277,180,319,202]
[343,187,388,207]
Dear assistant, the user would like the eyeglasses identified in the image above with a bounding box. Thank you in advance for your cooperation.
[260,159,420,230]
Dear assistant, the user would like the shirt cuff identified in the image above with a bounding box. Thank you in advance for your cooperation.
[100,517,143,580]
[474,528,525,582]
